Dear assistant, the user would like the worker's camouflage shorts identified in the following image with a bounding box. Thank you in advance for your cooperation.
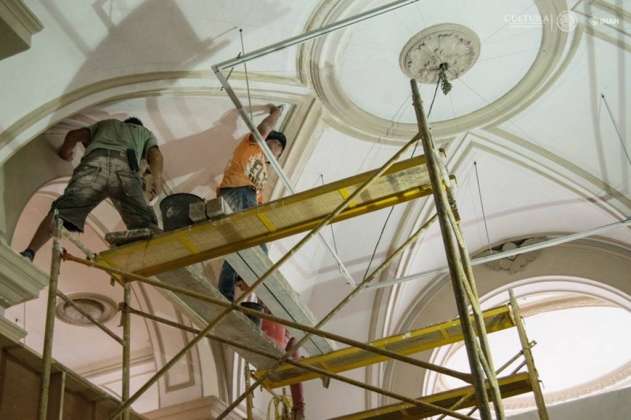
[52,149,158,232]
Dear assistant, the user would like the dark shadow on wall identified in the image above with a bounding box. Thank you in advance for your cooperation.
[5,0,291,243]
[3,135,73,242]
[40,0,233,91]
[151,104,242,195]
[3,111,127,242]
[4,0,290,240]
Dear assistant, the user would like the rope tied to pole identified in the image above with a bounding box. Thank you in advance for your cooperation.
[266,394,292,420]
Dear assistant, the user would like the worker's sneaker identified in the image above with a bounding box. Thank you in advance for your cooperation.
[20,248,35,262]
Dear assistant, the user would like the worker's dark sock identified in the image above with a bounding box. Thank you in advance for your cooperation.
[20,248,35,262]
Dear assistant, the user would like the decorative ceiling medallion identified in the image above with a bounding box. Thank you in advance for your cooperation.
[56,293,118,326]
[481,237,545,273]
[301,0,566,142]
[399,24,481,83]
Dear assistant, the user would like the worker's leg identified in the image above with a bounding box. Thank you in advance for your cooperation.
[110,158,159,232]
[22,211,55,259]
[218,262,238,302]
[216,187,258,301]
[21,155,108,260]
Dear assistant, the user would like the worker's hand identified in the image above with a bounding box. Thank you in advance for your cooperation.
[267,103,281,114]
[57,144,74,161]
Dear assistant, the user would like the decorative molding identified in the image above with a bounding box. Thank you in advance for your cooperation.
[482,237,545,273]
[269,97,322,201]
[0,70,307,165]
[75,346,155,378]
[0,314,26,341]
[399,23,481,83]
[0,0,42,33]
[489,21,585,127]
[144,395,250,420]
[0,0,43,59]
[368,127,631,408]
[385,239,631,409]
[573,0,631,52]
[136,283,197,393]
[299,0,570,142]
[0,239,48,309]
[55,292,119,326]
[480,127,631,216]
[428,290,631,410]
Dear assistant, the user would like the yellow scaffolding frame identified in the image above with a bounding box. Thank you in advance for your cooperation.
[256,305,515,389]
[35,82,550,420]
[33,2,551,418]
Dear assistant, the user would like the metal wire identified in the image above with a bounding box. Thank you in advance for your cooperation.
[361,78,441,281]
[601,93,631,167]
[239,29,253,121]
[474,161,492,252]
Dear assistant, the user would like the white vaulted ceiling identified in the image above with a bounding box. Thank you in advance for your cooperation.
[1,0,630,417]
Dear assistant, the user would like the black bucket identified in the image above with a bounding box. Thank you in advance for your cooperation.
[159,193,203,231]
[240,301,263,327]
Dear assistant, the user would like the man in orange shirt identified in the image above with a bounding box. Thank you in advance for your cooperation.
[217,104,286,301]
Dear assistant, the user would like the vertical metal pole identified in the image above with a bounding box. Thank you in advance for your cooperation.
[444,195,505,418]
[47,371,66,420]
[509,290,550,420]
[121,282,131,420]
[38,213,63,420]
[244,364,254,420]
[410,79,493,420]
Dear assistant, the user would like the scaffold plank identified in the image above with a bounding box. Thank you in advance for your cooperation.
[155,264,284,369]
[256,305,514,388]
[96,156,431,275]
[225,247,335,356]
[331,373,532,420]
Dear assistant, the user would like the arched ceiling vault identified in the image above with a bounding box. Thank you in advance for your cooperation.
[0,0,629,417]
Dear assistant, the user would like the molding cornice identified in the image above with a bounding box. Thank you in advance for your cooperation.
[75,346,155,378]
[0,239,48,309]
[0,70,306,164]
[384,239,631,408]
[0,314,26,341]
[428,288,631,410]
[365,124,631,407]
[0,0,43,59]
[144,395,249,420]
[299,0,571,143]
[0,0,42,34]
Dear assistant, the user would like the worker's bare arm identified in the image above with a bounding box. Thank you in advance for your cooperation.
[58,128,90,161]
[255,104,282,140]
[146,146,164,199]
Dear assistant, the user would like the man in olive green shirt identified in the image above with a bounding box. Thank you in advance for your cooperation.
[20,117,164,261]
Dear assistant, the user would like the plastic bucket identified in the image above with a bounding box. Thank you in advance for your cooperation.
[159,193,203,231]
[261,319,287,349]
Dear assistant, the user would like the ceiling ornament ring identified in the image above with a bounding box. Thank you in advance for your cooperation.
[399,23,481,83]
[56,292,118,326]
[299,0,569,143]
